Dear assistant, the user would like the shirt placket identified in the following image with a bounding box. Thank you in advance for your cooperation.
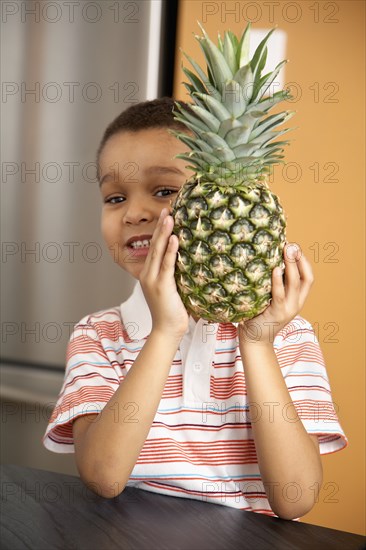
[181,318,217,406]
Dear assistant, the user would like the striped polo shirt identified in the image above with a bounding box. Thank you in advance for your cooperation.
[43,282,347,516]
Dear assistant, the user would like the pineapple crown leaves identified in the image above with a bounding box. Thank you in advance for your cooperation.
[173,23,295,182]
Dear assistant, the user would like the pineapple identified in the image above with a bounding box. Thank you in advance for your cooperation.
[172,23,294,323]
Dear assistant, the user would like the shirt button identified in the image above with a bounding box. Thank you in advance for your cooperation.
[193,362,202,372]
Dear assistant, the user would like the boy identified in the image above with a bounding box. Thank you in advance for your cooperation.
[44,98,347,520]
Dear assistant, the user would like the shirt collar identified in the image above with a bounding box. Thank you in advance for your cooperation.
[120,281,238,341]
[120,282,152,340]
[120,282,203,341]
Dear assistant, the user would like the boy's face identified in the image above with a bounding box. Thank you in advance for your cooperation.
[99,128,192,279]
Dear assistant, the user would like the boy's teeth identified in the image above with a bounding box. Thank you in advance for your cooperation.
[130,239,150,249]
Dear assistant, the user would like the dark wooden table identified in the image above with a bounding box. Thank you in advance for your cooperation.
[0,465,364,550]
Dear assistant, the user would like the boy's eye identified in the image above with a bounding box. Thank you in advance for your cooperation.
[105,196,124,204]
[104,188,178,204]
[155,188,179,198]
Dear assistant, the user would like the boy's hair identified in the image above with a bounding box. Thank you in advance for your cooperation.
[96,97,192,165]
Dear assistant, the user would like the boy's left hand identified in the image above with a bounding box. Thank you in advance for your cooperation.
[238,243,314,346]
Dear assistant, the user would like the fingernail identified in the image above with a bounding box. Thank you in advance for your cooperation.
[287,244,298,259]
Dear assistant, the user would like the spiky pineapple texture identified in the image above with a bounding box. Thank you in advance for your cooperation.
[172,24,294,323]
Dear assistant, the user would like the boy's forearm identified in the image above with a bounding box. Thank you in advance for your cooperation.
[76,330,181,497]
[239,341,323,519]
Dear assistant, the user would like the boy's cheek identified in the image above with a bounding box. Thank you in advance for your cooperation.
[101,213,114,238]
[101,220,118,255]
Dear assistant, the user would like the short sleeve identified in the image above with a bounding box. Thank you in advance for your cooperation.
[274,316,348,455]
[43,317,122,453]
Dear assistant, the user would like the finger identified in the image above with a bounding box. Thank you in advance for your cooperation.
[296,253,314,308]
[270,265,286,305]
[142,208,168,277]
[150,208,168,246]
[283,243,302,304]
[145,213,173,279]
[160,234,179,280]
[140,209,167,276]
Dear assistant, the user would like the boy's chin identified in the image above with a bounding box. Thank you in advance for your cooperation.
[120,262,145,280]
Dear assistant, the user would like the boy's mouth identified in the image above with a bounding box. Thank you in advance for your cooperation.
[125,234,153,250]
[130,239,151,249]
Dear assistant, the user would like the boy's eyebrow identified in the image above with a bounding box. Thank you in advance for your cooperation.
[99,165,185,187]
[144,166,186,176]
[99,173,113,187]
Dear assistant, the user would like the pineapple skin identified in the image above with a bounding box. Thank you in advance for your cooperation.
[173,178,286,323]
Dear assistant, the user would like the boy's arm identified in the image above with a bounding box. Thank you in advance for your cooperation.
[73,210,188,498]
[73,330,182,498]
[238,244,323,520]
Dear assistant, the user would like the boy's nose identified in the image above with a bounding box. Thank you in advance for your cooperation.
[122,201,153,225]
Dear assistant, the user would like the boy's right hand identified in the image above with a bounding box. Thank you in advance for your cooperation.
[139,208,189,340]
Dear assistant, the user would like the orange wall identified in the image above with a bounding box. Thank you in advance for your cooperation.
[173,0,365,536]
